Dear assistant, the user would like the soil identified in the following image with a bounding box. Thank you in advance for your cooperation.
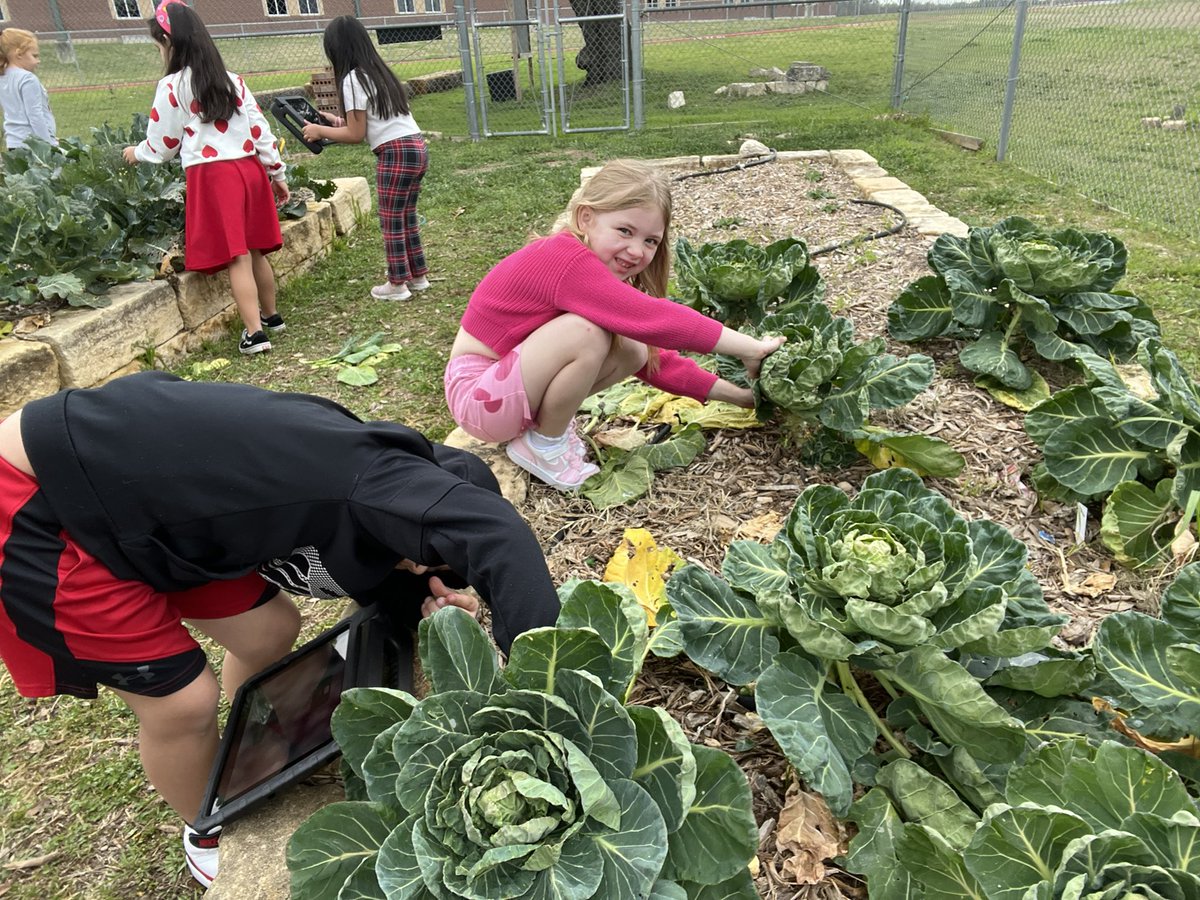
[508,156,1160,897]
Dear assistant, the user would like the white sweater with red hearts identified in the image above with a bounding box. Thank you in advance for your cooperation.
[132,68,285,180]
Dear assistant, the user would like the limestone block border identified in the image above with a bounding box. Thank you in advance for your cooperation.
[0,176,373,417]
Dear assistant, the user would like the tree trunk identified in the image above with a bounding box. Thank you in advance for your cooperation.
[566,0,626,86]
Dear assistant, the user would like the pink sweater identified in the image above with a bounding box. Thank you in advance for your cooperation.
[461,231,724,401]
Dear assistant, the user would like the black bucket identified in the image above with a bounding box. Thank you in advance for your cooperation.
[486,70,517,103]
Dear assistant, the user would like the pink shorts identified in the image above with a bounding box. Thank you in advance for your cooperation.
[444,347,535,444]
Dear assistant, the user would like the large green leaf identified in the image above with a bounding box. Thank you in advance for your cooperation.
[332,687,419,778]
[1099,479,1178,568]
[375,814,439,900]
[963,806,1091,900]
[876,759,980,850]
[1093,612,1200,735]
[755,651,876,817]
[552,669,638,782]
[1160,562,1200,639]
[635,424,707,471]
[895,824,987,899]
[592,778,670,900]
[558,580,650,700]
[417,606,500,695]
[580,453,655,509]
[721,540,789,599]
[985,650,1096,697]
[505,627,620,699]
[853,429,967,478]
[679,869,758,899]
[287,801,405,900]
[882,646,1026,763]
[628,706,697,833]
[667,564,779,686]
[844,788,918,899]
[1122,812,1200,875]
[959,332,1031,390]
[853,352,935,411]
[887,274,955,342]
[664,746,758,886]
[1024,386,1110,447]
[1044,417,1156,495]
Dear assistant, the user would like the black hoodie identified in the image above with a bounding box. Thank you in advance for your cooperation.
[19,372,558,652]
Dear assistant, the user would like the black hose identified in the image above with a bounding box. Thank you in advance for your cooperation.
[670,149,778,181]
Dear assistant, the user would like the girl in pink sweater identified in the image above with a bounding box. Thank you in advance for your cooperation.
[445,158,784,491]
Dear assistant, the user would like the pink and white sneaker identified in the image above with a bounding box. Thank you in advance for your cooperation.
[506,431,599,490]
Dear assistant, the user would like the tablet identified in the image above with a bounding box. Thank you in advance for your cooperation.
[268,95,334,154]
[192,604,412,832]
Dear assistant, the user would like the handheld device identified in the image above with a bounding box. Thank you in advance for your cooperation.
[192,604,412,832]
[268,95,334,154]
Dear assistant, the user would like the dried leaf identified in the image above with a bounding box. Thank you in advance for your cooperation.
[775,781,847,885]
[13,314,50,335]
[1063,571,1117,598]
[594,426,649,451]
[738,510,784,543]
[602,528,684,627]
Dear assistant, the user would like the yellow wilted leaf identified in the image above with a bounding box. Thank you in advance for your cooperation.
[652,397,761,430]
[603,528,684,627]
[1092,697,1200,757]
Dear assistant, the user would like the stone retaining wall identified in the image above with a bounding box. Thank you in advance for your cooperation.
[0,176,372,416]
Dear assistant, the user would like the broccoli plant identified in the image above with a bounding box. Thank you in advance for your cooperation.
[666,468,1068,817]
[672,236,823,328]
[887,216,1159,390]
[287,583,759,900]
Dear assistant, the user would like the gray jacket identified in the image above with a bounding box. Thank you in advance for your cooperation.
[0,66,56,149]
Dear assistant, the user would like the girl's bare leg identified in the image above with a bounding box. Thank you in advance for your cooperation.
[187,590,301,701]
[227,254,264,336]
[518,314,647,436]
[250,250,278,319]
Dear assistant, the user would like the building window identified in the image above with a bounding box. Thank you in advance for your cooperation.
[425,0,442,12]
[645,0,658,7]
[298,0,321,13]
[266,0,290,16]
[0,1,7,21]
[664,0,677,7]
[396,0,415,12]
[113,0,145,19]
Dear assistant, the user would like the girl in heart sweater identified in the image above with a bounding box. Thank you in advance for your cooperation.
[124,0,290,356]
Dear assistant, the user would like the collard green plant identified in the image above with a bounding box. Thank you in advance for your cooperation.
[666,468,1067,816]
[887,216,1159,390]
[0,116,332,310]
[1025,340,1200,566]
[673,236,823,328]
[717,305,963,477]
[854,738,1200,900]
[287,583,759,900]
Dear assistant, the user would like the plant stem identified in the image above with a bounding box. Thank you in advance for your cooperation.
[836,661,911,760]
[1003,307,1024,346]
[874,670,901,700]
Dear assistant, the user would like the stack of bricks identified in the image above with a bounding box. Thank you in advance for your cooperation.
[310,67,339,115]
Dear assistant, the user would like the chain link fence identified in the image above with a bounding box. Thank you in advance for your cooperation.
[12,0,1200,239]
[894,0,1200,239]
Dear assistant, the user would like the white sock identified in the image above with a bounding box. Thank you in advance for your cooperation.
[526,429,569,451]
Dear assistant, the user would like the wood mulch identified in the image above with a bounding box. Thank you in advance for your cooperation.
[511,156,1160,897]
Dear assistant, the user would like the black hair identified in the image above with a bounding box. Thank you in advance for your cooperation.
[148,3,238,123]
[323,16,410,120]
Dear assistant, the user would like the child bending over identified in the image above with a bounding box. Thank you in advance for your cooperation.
[445,157,785,490]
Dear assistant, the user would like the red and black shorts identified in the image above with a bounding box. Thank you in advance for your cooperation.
[0,455,276,699]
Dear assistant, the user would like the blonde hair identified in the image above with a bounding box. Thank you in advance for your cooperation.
[554,158,674,298]
[0,28,37,74]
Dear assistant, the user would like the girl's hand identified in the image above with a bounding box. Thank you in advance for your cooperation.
[271,179,290,205]
[122,146,139,165]
[740,335,786,379]
[300,122,323,142]
[318,110,345,127]
[421,575,481,621]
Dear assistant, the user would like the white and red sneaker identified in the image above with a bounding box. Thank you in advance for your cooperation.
[506,430,599,490]
[183,822,221,888]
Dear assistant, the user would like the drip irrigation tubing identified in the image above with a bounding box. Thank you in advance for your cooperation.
[670,149,909,256]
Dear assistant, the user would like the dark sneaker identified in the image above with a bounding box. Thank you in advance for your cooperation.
[239,329,272,355]
[184,823,221,888]
[260,313,286,334]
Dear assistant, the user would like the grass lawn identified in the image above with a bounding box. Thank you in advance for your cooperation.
[2,38,1200,900]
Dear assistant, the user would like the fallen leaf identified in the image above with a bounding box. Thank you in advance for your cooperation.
[1064,571,1117,598]
[737,510,783,543]
[593,426,648,451]
[1093,697,1200,757]
[775,781,847,885]
[13,314,50,335]
[603,528,684,627]
[1172,529,1197,567]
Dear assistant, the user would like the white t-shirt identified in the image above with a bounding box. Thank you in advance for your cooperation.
[341,70,420,151]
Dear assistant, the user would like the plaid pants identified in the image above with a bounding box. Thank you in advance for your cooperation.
[375,135,428,285]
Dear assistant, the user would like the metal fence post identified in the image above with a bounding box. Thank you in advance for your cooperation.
[454,0,481,141]
[890,0,911,111]
[997,0,1029,162]
[629,0,644,131]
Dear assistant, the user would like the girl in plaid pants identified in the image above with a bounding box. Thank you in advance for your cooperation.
[303,16,429,302]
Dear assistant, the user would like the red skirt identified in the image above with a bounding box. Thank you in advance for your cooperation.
[184,155,283,275]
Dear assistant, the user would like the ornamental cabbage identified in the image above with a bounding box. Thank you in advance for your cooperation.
[287,585,759,900]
